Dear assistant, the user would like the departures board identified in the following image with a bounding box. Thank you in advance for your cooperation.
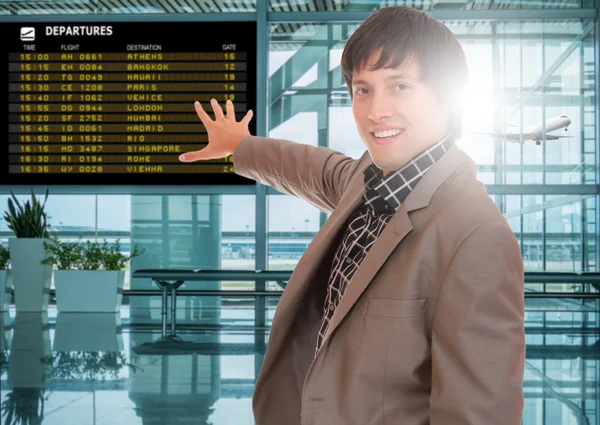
[1,22,257,185]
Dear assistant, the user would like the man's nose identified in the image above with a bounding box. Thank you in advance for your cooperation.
[367,94,394,121]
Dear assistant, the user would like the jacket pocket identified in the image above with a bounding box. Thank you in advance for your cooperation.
[365,298,427,318]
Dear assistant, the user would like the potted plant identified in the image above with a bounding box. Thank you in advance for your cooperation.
[3,188,52,312]
[42,237,144,312]
[0,244,11,311]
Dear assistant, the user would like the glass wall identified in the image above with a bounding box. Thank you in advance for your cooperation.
[0,194,257,290]
[0,10,597,281]
[265,17,598,276]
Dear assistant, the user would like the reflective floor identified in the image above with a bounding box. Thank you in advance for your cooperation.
[0,296,599,425]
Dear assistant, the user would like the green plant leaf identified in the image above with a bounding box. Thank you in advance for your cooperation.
[4,189,49,238]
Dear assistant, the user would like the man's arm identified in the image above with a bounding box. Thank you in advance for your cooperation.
[232,135,366,214]
[429,222,525,425]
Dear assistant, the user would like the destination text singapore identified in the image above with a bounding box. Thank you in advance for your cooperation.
[45,26,113,36]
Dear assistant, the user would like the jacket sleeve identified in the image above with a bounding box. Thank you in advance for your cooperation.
[232,135,364,214]
[429,222,526,425]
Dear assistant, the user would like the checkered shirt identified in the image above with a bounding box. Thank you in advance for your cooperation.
[314,133,455,357]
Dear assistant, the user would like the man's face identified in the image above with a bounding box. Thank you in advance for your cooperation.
[351,51,451,177]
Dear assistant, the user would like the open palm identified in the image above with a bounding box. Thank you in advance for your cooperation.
[179,98,253,162]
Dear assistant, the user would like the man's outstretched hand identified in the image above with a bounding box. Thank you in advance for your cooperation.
[179,98,253,162]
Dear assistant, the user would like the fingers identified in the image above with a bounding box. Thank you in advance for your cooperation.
[179,151,198,162]
[241,109,253,126]
[179,146,213,162]
[194,101,213,125]
[184,100,251,164]
[211,98,225,121]
[225,99,235,119]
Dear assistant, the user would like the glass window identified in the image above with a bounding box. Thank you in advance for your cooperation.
[129,194,255,292]
[267,18,597,275]
[0,193,95,233]
[267,194,321,271]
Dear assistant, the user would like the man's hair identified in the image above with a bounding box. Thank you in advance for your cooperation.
[341,6,469,139]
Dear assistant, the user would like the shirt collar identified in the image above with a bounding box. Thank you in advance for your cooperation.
[362,133,455,214]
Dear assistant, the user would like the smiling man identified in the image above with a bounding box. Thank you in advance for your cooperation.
[179,5,526,425]
[351,51,458,177]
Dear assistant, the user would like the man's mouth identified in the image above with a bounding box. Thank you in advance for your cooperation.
[370,129,403,145]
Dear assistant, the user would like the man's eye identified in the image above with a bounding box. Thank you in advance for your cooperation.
[356,88,368,95]
[396,84,408,90]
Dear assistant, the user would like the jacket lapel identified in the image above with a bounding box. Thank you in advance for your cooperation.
[318,142,467,352]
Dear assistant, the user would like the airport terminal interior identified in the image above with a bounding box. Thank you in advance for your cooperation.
[1,0,599,424]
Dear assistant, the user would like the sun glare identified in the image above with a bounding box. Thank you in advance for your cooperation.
[456,58,496,164]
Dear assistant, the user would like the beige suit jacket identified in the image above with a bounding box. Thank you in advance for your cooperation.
[232,135,525,425]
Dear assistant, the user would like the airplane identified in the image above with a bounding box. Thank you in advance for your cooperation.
[473,115,573,145]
